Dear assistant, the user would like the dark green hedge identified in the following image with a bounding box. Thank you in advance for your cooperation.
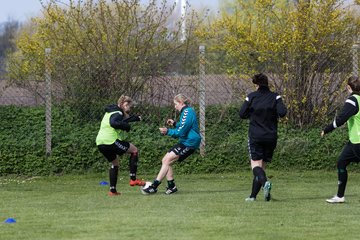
[0,105,350,176]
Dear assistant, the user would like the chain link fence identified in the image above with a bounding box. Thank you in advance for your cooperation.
[0,44,359,173]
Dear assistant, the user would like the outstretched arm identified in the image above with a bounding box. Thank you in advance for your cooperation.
[124,115,141,123]
[109,113,131,131]
[322,96,358,135]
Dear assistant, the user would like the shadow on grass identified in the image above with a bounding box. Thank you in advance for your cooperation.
[272,194,359,202]
[177,189,244,194]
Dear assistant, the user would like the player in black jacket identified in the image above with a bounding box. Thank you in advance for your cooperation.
[96,95,145,196]
[321,76,360,203]
[239,73,287,201]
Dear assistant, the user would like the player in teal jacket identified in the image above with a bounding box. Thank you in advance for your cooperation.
[142,94,201,195]
[166,105,201,149]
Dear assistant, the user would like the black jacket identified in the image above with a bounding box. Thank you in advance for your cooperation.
[239,86,287,141]
[105,104,141,132]
[323,94,359,134]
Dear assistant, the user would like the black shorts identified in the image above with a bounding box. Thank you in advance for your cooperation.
[169,143,195,162]
[97,140,130,162]
[338,142,360,163]
[248,139,277,162]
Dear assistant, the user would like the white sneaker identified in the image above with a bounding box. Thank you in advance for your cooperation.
[245,197,256,202]
[326,195,345,203]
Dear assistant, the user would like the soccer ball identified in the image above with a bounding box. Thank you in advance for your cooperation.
[140,181,152,195]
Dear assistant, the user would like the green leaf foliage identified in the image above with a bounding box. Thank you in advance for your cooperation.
[0,105,350,176]
[6,0,206,122]
[197,0,360,126]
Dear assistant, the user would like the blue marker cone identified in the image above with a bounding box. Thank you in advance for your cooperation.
[99,181,109,185]
[4,218,16,224]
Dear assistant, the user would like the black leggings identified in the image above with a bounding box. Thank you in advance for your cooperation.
[336,142,360,197]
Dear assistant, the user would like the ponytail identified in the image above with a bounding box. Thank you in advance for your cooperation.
[174,94,191,106]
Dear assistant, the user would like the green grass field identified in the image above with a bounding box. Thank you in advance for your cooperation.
[1,170,360,240]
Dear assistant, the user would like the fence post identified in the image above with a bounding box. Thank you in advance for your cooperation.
[199,45,206,156]
[45,48,52,156]
[352,44,359,76]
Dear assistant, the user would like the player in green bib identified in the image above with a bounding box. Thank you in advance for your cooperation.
[96,95,145,196]
[322,76,360,203]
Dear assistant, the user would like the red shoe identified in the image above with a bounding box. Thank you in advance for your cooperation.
[129,179,145,186]
[108,191,121,196]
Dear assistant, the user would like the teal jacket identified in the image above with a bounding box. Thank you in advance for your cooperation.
[167,106,201,148]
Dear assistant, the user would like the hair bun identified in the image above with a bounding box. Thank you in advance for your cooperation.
[252,73,268,86]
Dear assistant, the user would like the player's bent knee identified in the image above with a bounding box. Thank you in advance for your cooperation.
[162,157,173,165]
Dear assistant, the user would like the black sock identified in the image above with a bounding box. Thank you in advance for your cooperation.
[337,168,347,198]
[129,152,138,181]
[152,180,161,189]
[167,179,175,189]
[109,165,119,193]
[253,166,267,186]
[250,176,262,198]
[130,173,136,181]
